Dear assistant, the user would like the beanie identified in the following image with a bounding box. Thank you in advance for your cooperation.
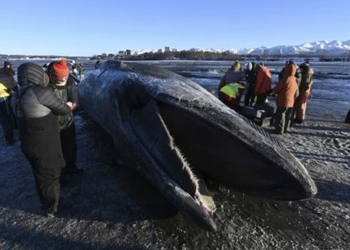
[51,59,69,81]
[233,61,240,70]
[246,62,253,71]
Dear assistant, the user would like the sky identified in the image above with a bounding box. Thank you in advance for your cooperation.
[1,0,349,56]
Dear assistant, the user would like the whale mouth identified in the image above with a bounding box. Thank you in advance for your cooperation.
[154,99,317,201]
[129,95,316,230]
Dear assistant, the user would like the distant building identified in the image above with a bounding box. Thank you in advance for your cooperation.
[164,47,171,52]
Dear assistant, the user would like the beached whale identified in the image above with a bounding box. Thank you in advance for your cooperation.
[77,60,317,231]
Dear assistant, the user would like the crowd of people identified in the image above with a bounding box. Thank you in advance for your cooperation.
[218,59,314,135]
[0,59,83,218]
[70,60,85,81]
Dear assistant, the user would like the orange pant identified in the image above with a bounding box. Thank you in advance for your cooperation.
[295,91,310,120]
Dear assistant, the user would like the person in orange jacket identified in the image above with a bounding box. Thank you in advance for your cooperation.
[254,63,272,106]
[271,62,299,134]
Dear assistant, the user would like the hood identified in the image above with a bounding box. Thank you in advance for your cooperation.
[17,63,48,87]
[284,63,297,78]
[4,61,11,67]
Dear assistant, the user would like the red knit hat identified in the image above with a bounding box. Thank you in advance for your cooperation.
[51,59,69,81]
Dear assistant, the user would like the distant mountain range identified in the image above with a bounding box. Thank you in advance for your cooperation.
[195,40,350,56]
[1,40,350,59]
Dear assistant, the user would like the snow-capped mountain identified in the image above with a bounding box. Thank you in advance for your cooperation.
[202,40,350,56]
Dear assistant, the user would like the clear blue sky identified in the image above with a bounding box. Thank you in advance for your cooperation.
[1,0,349,56]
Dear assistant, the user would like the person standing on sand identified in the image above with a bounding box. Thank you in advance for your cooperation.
[71,60,78,78]
[12,62,72,217]
[244,62,257,106]
[0,64,17,145]
[94,60,101,69]
[1,61,16,76]
[47,59,83,185]
[270,62,299,134]
[254,63,272,106]
[77,63,85,81]
[294,62,314,124]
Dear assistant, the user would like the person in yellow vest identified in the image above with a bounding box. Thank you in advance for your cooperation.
[0,84,10,98]
[0,72,17,145]
[219,83,245,112]
[218,61,245,112]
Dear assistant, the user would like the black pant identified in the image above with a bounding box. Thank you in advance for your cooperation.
[21,133,65,214]
[60,122,77,169]
[0,98,15,143]
[244,87,256,106]
[255,93,268,106]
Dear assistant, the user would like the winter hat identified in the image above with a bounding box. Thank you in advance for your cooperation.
[246,62,253,71]
[232,61,240,70]
[299,63,309,71]
[51,59,69,82]
[287,59,295,65]
[4,61,11,67]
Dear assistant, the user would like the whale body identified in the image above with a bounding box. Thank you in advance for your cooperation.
[77,60,317,231]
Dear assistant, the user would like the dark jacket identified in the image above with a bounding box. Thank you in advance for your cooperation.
[49,76,78,130]
[11,63,71,137]
[46,61,78,130]
[0,71,16,88]
[245,62,257,90]
[1,61,16,76]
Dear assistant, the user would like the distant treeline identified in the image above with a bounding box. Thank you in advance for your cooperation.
[0,55,89,61]
[90,51,350,62]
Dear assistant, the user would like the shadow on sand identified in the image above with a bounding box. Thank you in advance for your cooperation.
[314,178,350,204]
